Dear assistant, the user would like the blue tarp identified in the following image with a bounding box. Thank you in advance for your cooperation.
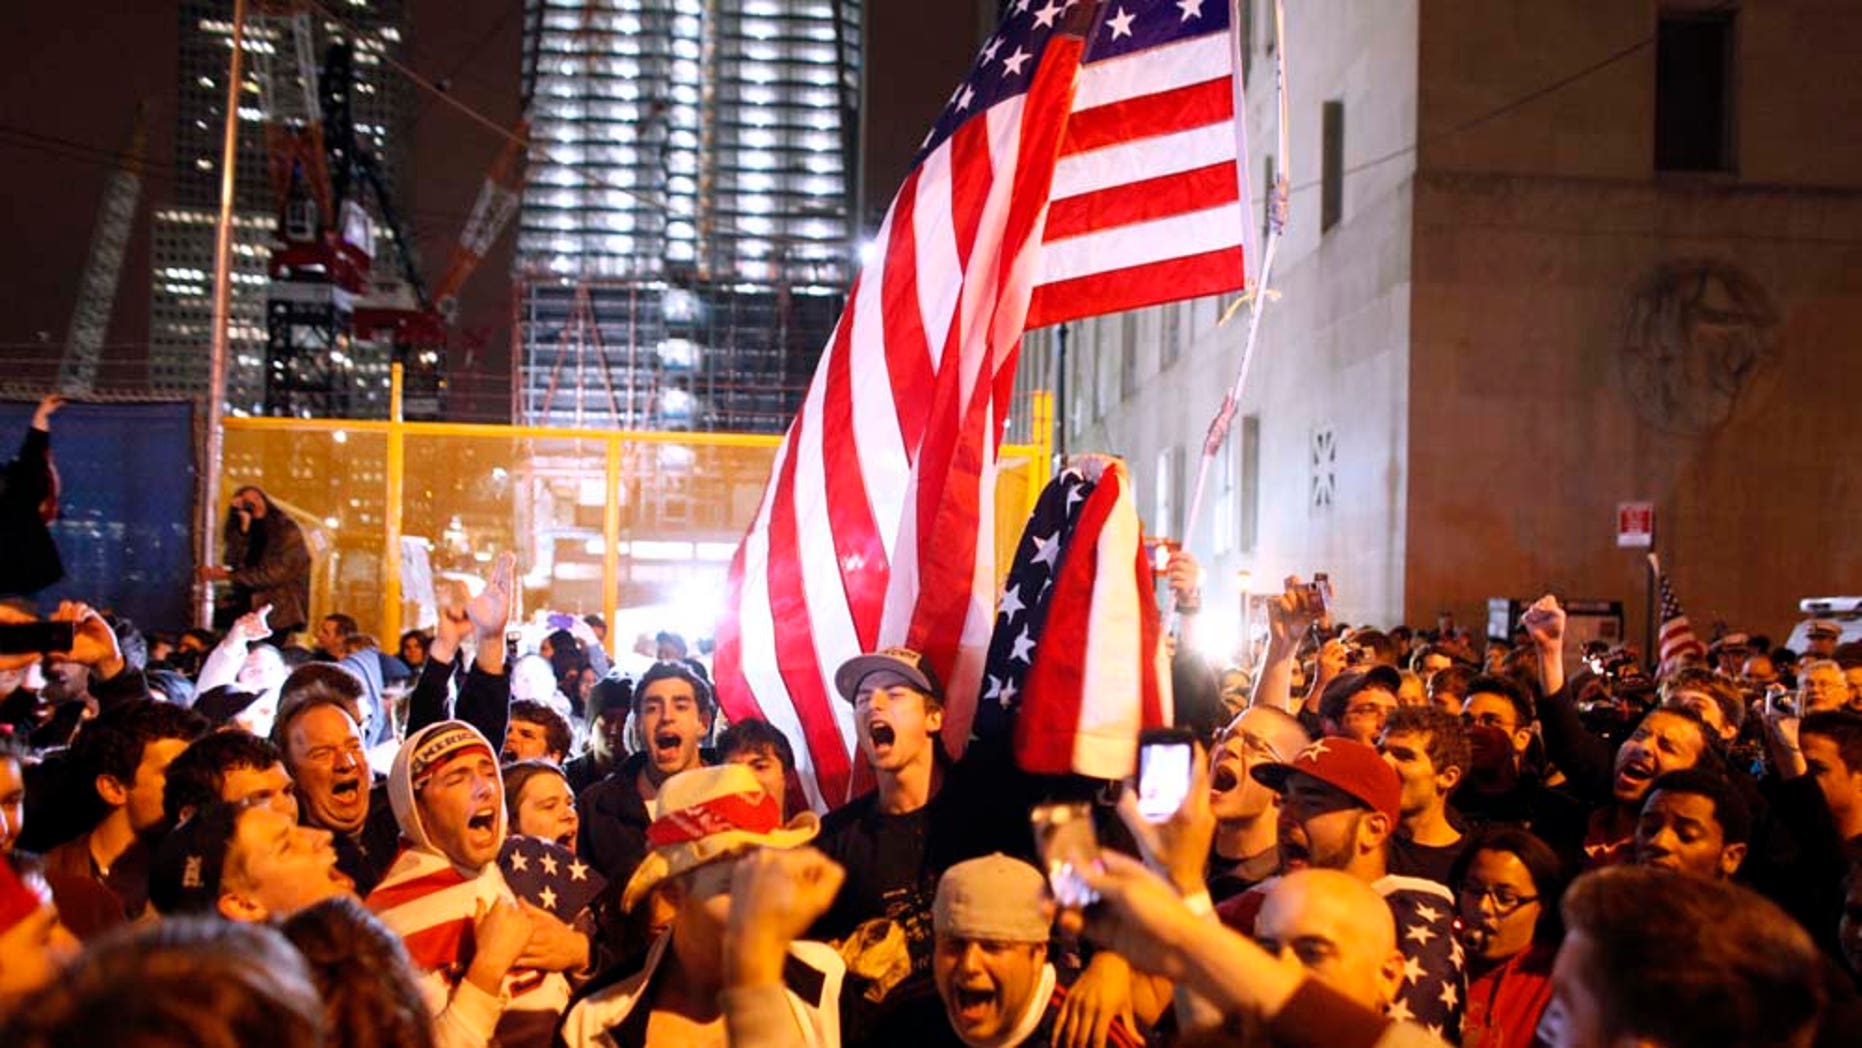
[0,400,196,631]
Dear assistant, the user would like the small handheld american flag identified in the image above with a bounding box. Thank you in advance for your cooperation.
[1649,553,1707,676]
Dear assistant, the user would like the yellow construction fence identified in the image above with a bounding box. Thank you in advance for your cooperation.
[220,387,1054,647]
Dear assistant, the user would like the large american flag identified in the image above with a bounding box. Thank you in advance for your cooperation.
[715,0,1252,810]
[1649,553,1707,676]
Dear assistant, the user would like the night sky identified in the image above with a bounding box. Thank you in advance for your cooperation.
[0,2,979,415]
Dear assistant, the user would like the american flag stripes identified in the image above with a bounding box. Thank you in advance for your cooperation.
[979,460,1171,779]
[366,848,572,1020]
[1029,0,1254,326]
[714,0,1251,810]
[1649,553,1707,675]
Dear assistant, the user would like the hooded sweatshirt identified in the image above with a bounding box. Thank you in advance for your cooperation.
[368,720,572,1048]
[340,648,392,750]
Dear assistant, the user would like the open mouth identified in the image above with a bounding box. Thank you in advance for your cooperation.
[652,732,683,759]
[331,777,362,802]
[556,832,576,850]
[868,722,895,749]
[1210,763,1241,793]
[467,810,497,834]
[1278,828,1310,870]
[1616,758,1656,792]
[953,987,995,1021]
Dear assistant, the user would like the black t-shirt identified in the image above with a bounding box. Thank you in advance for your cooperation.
[1386,832,1466,889]
[1205,842,1278,903]
[811,738,1036,1048]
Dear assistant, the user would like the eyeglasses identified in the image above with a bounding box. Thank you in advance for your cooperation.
[1215,727,1283,763]
[1462,711,1518,732]
[1458,882,1539,915]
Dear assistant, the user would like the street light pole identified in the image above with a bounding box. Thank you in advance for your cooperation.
[198,0,248,627]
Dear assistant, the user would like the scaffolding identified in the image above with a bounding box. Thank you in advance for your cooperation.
[514,0,862,431]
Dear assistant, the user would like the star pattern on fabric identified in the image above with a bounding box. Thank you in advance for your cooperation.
[1031,531,1061,566]
[1011,627,1036,663]
[999,584,1026,622]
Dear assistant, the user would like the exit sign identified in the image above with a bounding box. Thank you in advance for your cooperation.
[1617,502,1654,548]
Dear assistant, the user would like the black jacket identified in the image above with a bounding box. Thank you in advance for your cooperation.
[221,494,311,632]
[0,427,63,596]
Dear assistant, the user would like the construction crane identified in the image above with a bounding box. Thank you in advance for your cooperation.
[57,103,150,395]
[254,2,525,419]
[433,119,529,321]
[261,23,446,418]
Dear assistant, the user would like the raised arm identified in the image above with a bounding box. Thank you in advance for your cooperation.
[1250,576,1321,714]
[198,605,270,693]
[411,554,515,743]
[1522,596,1614,799]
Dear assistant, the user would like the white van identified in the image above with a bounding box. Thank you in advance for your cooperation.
[1786,598,1862,652]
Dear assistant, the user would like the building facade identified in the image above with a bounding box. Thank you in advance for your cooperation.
[151,0,414,414]
[1026,0,1862,650]
[514,0,862,431]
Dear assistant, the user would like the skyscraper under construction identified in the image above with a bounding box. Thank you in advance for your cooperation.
[515,0,862,432]
[150,0,415,415]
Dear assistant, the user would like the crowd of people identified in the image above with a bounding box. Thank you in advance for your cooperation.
[2,411,1861,1046]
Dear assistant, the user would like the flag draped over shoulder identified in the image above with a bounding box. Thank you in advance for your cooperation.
[977,459,1171,779]
[365,847,572,1021]
[1649,553,1707,675]
[715,0,1250,810]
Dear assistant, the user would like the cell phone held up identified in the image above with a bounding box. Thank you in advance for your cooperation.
[1136,727,1196,823]
[0,621,76,657]
[1030,801,1101,909]
[1297,573,1333,618]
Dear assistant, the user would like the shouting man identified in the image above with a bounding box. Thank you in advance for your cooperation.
[578,660,717,886]
[369,720,589,1048]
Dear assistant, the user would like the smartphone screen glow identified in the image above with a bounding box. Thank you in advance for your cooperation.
[1137,743,1193,822]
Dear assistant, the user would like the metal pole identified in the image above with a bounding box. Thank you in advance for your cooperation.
[1053,323,1069,465]
[198,0,249,628]
[1645,525,1659,670]
[383,362,406,643]
[603,434,622,658]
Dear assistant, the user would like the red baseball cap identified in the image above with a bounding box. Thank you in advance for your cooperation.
[1250,737,1401,823]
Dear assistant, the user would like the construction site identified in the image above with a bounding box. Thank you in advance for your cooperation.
[2,0,1052,642]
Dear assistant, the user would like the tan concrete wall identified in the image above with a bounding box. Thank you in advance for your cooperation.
[1420,0,1862,186]
[1409,0,1862,643]
[1407,172,1862,644]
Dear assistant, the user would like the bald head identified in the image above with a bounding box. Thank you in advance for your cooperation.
[1258,869,1403,1009]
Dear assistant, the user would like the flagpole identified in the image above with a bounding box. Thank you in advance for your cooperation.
[198,0,247,628]
[1171,0,1289,636]
[1645,549,1660,672]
